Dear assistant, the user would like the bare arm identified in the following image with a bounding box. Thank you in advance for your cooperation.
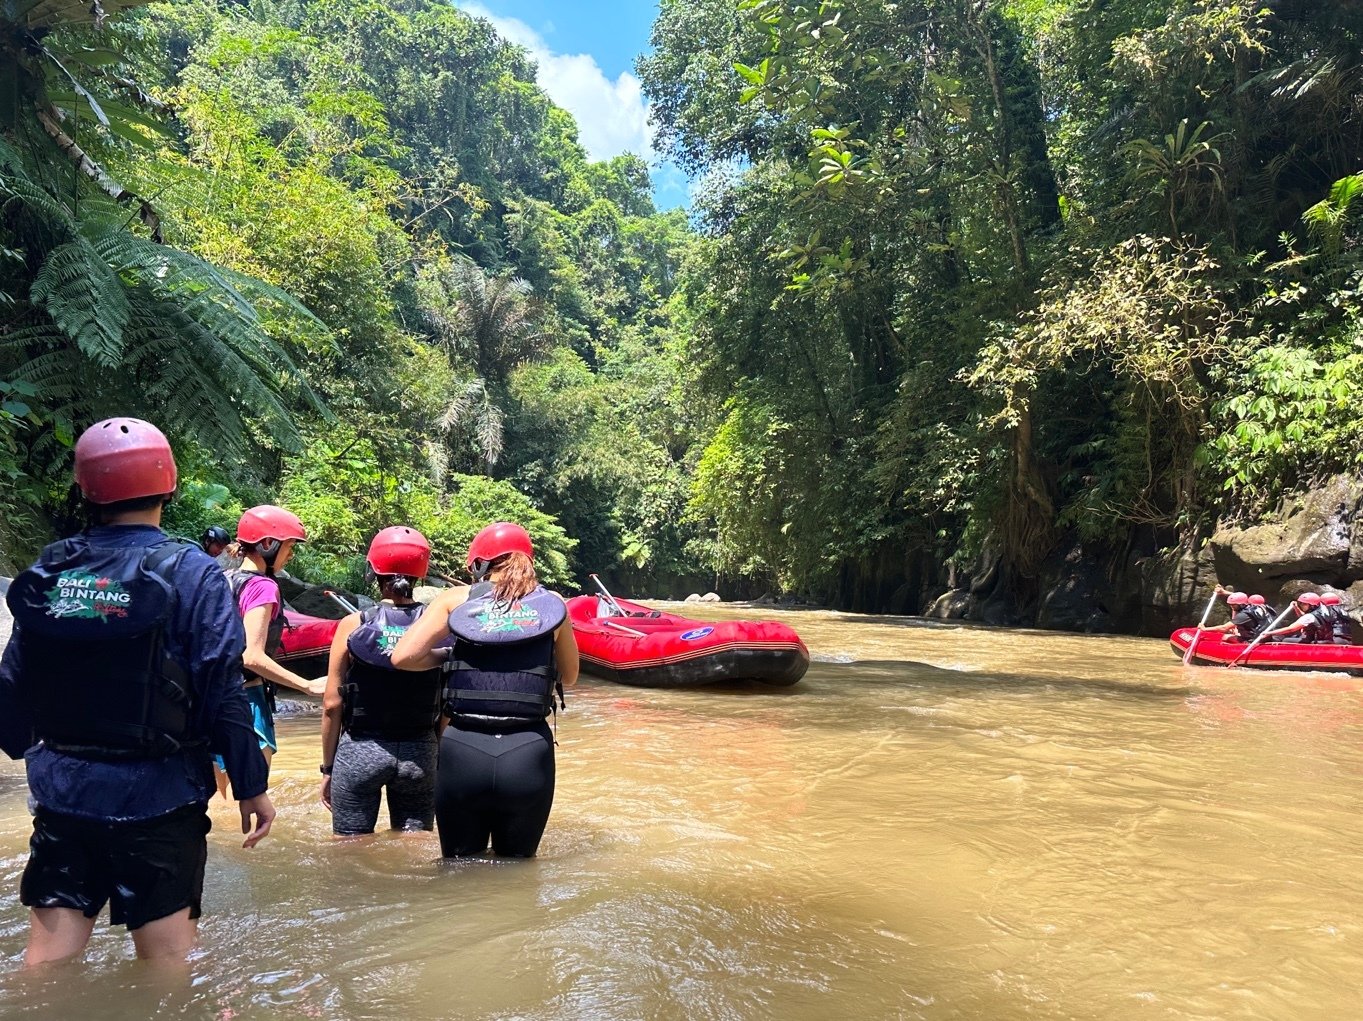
[1267,618,1308,637]
[320,613,361,808]
[242,604,325,695]
[555,616,580,688]
[391,586,468,671]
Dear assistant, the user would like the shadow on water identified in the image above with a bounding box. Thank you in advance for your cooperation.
[804,659,1197,701]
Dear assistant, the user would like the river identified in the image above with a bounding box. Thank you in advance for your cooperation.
[1,605,1361,1019]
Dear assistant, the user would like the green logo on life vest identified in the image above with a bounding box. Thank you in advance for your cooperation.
[46,572,132,620]
[376,623,406,656]
[475,603,539,634]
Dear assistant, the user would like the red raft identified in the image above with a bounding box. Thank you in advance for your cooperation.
[1170,628,1363,674]
[567,596,810,688]
[277,610,340,679]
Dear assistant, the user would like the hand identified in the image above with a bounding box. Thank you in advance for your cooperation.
[238,793,276,848]
[306,677,328,697]
[320,775,333,812]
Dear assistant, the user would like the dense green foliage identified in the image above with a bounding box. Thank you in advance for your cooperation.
[1,0,697,592]
[642,0,1363,607]
[5,0,1363,617]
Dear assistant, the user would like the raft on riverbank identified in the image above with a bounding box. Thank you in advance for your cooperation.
[1170,628,1363,674]
[567,595,810,688]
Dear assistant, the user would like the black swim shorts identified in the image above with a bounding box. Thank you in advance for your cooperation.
[20,803,211,930]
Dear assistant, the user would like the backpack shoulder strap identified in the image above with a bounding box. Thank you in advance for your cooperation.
[144,540,191,581]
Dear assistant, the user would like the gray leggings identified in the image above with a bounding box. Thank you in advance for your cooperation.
[331,733,438,835]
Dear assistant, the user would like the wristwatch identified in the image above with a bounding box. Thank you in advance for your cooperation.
[319,764,333,775]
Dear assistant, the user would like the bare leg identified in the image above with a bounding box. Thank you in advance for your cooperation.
[24,908,96,967]
[130,907,198,962]
[216,745,271,801]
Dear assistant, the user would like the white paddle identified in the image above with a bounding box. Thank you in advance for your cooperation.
[1182,589,1222,666]
[1229,602,1296,668]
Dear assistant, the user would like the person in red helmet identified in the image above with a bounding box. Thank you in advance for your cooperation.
[0,418,274,966]
[1206,590,1264,641]
[319,527,447,836]
[1316,593,1356,646]
[1264,591,1328,644]
[1242,593,1276,634]
[214,505,324,794]
[391,522,579,858]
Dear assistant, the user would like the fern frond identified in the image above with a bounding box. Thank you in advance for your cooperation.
[28,236,130,365]
[122,283,301,452]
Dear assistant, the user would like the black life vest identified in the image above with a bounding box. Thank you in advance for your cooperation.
[224,569,285,681]
[1230,608,1261,641]
[444,584,566,720]
[1240,604,1273,637]
[343,603,443,739]
[1316,605,1355,643]
[6,538,197,761]
[1294,611,1329,643]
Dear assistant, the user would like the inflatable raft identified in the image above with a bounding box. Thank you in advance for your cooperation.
[1170,628,1363,674]
[567,595,810,688]
[277,610,339,679]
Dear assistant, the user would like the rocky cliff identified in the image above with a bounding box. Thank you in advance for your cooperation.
[927,476,1363,636]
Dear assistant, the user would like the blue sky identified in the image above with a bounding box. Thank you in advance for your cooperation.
[455,2,691,210]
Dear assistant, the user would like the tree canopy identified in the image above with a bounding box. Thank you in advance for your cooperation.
[4,0,1363,620]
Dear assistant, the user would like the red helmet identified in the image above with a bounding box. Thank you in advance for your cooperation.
[1320,592,1342,605]
[368,526,431,577]
[1226,592,1249,605]
[1248,594,1266,605]
[466,521,533,567]
[1295,592,1321,606]
[74,418,177,504]
[237,505,307,545]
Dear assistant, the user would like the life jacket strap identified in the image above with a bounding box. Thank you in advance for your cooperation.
[446,689,552,706]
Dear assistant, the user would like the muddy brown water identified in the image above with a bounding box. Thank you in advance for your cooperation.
[2,605,1362,1019]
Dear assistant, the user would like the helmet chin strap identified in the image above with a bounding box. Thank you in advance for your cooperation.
[470,558,491,582]
[259,539,282,575]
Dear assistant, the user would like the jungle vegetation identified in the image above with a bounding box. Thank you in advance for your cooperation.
[2,0,1362,615]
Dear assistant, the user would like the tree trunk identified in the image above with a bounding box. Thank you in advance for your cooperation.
[35,103,162,241]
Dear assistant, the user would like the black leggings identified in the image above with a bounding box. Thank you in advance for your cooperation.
[436,719,555,858]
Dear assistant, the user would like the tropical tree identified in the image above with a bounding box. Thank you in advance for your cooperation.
[412,257,548,470]
[0,0,327,464]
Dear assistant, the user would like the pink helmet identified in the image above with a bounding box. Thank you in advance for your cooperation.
[1320,593,1342,606]
[367,526,431,577]
[237,505,307,545]
[466,522,533,567]
[1226,592,1249,605]
[1295,592,1322,606]
[74,418,177,504]
[1248,594,1266,605]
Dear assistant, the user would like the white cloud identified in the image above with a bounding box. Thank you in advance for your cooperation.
[458,2,652,163]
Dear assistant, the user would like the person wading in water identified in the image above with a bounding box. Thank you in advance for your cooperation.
[0,418,274,966]
[391,522,579,858]
[214,506,325,796]
[320,527,446,836]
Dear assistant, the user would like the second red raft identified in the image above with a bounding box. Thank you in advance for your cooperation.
[567,595,810,688]
[1170,628,1363,674]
